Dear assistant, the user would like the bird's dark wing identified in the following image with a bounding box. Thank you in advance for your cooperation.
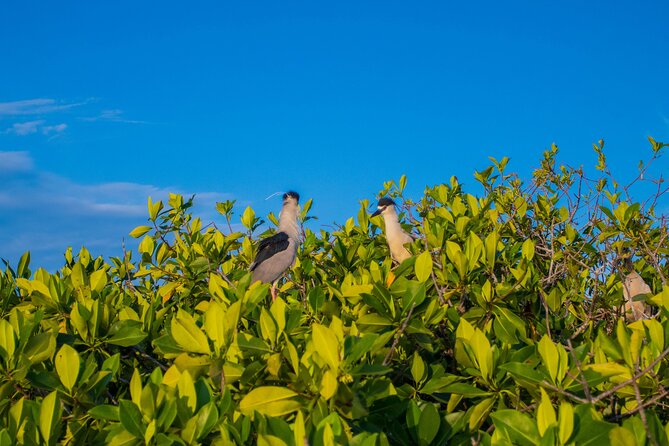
[250,232,290,271]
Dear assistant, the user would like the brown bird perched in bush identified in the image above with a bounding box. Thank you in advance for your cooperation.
[371,197,414,263]
[250,191,300,300]
[621,257,651,322]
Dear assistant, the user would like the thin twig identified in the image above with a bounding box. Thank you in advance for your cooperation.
[566,339,592,402]
[592,346,669,403]
[631,359,658,446]
[383,303,416,366]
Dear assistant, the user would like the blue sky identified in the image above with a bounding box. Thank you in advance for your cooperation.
[1,1,668,271]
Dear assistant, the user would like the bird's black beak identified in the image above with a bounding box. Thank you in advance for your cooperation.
[371,208,382,217]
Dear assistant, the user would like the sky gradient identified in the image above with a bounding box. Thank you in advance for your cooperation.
[2,1,668,271]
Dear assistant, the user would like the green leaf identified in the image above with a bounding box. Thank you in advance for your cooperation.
[445,241,467,280]
[344,333,379,366]
[241,206,255,229]
[119,400,145,439]
[572,405,614,446]
[38,391,61,446]
[239,386,300,417]
[171,310,210,355]
[537,335,559,383]
[536,389,556,436]
[499,362,544,385]
[237,333,273,354]
[320,369,338,400]
[558,402,574,444]
[177,370,197,415]
[312,323,340,370]
[418,403,440,445]
[107,430,140,446]
[55,344,80,393]
[259,308,278,345]
[484,232,498,269]
[468,397,495,431]
[107,320,147,347]
[0,320,16,361]
[294,411,307,446]
[411,351,426,385]
[90,269,107,292]
[491,410,540,446]
[521,239,535,261]
[24,332,56,364]
[414,251,433,283]
[608,427,637,446]
[195,402,219,440]
[0,430,11,446]
[129,225,152,238]
[17,251,30,278]
[88,405,120,421]
[129,368,142,406]
[148,197,163,221]
[399,174,407,191]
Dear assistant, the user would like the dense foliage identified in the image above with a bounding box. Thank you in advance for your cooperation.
[1,139,669,445]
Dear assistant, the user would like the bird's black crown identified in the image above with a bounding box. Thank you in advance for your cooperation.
[377,197,395,207]
[283,191,300,202]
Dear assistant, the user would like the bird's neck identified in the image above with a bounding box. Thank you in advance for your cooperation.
[279,206,300,238]
[383,209,403,233]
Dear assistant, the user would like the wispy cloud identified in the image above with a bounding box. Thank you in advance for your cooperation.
[42,123,67,135]
[4,120,67,136]
[0,98,89,116]
[0,151,233,271]
[7,120,44,135]
[79,109,145,124]
[0,98,142,140]
[0,151,34,172]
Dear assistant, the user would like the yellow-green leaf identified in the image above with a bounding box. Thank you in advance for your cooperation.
[536,388,556,436]
[129,225,152,238]
[55,344,80,393]
[177,370,197,414]
[89,269,107,292]
[241,206,255,229]
[411,351,426,384]
[521,239,535,261]
[312,323,340,370]
[129,368,142,407]
[39,391,62,446]
[171,310,210,355]
[320,369,338,400]
[558,401,574,444]
[414,251,433,283]
[0,320,16,362]
[293,411,307,446]
[259,308,278,345]
[538,335,559,383]
[239,386,300,417]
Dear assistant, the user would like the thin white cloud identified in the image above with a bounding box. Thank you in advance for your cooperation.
[42,123,67,135]
[79,109,145,124]
[0,151,234,271]
[0,98,89,116]
[4,120,67,136]
[0,151,34,172]
[7,120,44,135]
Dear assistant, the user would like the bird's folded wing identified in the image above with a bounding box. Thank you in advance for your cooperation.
[250,232,290,271]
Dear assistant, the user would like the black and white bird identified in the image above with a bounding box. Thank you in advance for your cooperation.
[371,197,414,263]
[250,191,301,300]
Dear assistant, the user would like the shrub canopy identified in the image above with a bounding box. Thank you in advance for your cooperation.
[1,139,669,445]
